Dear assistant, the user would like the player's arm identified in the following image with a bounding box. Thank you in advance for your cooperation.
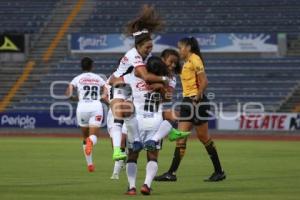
[193,58,208,102]
[135,66,169,84]
[163,86,175,102]
[65,84,78,101]
[101,85,109,103]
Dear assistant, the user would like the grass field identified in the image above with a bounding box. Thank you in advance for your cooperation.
[0,137,299,200]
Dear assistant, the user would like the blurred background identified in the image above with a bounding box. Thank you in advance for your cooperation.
[1,0,300,135]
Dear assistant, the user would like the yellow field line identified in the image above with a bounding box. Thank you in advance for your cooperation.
[0,61,35,112]
[43,0,85,62]
[0,0,85,112]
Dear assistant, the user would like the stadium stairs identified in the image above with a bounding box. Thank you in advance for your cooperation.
[279,83,300,112]
[4,0,96,111]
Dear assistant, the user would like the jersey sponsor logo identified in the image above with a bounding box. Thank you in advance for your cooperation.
[136,81,150,91]
[79,78,100,85]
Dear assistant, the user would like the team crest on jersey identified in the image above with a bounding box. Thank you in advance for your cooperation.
[95,115,102,121]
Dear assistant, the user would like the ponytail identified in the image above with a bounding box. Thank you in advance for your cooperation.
[179,37,204,63]
[124,5,164,46]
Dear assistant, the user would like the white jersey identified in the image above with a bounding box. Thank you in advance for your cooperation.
[113,47,151,78]
[70,72,106,108]
[122,73,162,115]
[169,76,176,89]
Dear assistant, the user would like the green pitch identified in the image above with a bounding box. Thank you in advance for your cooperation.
[0,137,299,200]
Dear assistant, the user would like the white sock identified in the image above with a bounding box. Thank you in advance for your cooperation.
[126,162,137,189]
[144,161,158,188]
[82,145,93,165]
[111,123,122,148]
[151,120,173,142]
[89,135,98,145]
[113,160,124,175]
[125,116,140,143]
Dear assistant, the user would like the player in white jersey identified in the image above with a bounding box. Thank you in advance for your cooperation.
[113,56,189,195]
[66,57,107,172]
[107,5,170,161]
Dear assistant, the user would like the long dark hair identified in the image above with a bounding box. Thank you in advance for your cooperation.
[124,5,164,47]
[179,37,204,63]
[146,56,169,76]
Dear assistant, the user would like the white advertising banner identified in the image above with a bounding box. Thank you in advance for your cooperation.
[217,112,300,131]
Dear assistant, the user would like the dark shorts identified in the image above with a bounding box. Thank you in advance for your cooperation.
[179,94,210,125]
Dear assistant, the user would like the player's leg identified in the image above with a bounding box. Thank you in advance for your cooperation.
[195,123,226,182]
[77,109,95,172]
[141,149,159,195]
[125,149,139,195]
[154,122,191,181]
[110,98,127,160]
[123,100,143,151]
[111,127,127,180]
[80,126,95,172]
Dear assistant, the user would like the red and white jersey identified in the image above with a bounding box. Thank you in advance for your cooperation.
[113,47,151,78]
[122,73,162,115]
[70,72,106,105]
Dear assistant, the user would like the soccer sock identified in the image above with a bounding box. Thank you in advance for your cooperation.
[168,145,186,175]
[204,139,223,173]
[113,160,124,175]
[151,120,172,142]
[124,116,140,143]
[144,160,158,188]
[82,141,93,166]
[89,135,98,145]
[111,121,123,148]
[126,161,137,189]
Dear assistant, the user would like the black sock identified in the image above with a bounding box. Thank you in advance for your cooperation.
[205,140,223,173]
[168,146,186,175]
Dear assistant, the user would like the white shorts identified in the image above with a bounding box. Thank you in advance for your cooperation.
[76,103,103,127]
[128,112,163,150]
[107,109,127,137]
[112,84,132,100]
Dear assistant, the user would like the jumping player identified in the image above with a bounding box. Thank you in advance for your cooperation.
[119,57,174,195]
[108,5,187,159]
[66,57,107,172]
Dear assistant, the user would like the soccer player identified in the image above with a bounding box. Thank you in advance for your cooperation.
[108,5,187,160]
[66,57,107,172]
[155,37,226,182]
[119,56,174,195]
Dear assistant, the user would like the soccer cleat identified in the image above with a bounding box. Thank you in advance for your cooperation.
[110,173,119,180]
[168,128,191,142]
[154,172,177,182]
[144,140,157,151]
[125,187,137,195]
[87,164,95,172]
[140,184,151,195]
[85,137,93,156]
[113,147,127,161]
[132,141,143,153]
[204,171,226,182]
